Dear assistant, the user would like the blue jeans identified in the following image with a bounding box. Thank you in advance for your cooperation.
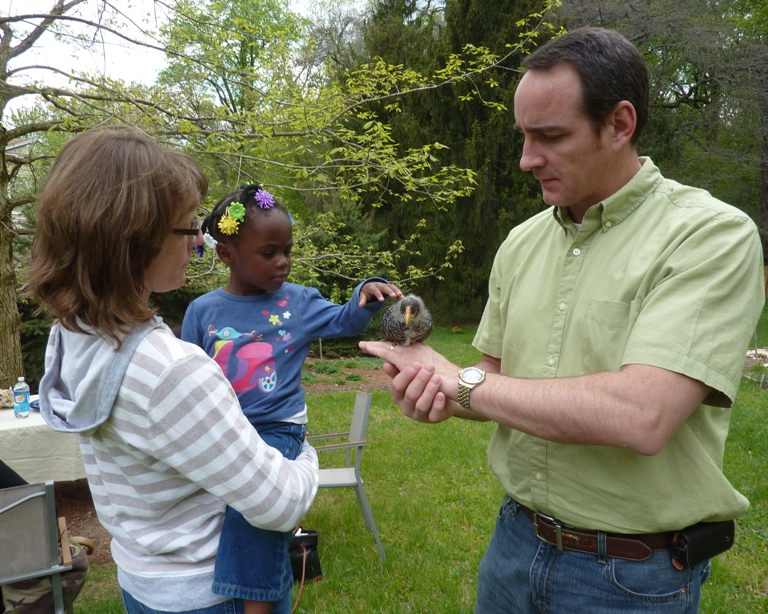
[213,422,306,608]
[122,590,245,614]
[476,496,711,613]
[122,590,292,614]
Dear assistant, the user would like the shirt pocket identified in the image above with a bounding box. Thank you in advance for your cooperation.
[580,300,640,374]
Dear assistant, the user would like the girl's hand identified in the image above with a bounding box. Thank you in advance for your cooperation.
[359,282,403,307]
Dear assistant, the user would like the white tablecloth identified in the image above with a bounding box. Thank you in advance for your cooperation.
[0,406,86,483]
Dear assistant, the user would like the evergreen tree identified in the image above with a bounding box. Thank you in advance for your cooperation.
[354,0,554,319]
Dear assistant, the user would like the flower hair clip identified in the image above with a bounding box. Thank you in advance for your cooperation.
[255,189,275,209]
[218,202,246,235]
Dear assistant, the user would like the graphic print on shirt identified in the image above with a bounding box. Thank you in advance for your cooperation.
[207,295,294,394]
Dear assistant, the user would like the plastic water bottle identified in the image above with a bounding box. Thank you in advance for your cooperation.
[13,376,30,419]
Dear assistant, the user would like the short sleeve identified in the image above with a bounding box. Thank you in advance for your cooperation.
[473,247,505,358]
[622,214,765,406]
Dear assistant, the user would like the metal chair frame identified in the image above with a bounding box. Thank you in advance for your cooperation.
[308,391,386,561]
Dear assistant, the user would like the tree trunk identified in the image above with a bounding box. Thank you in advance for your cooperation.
[0,202,23,389]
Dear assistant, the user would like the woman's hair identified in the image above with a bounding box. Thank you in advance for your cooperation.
[522,27,650,145]
[24,127,207,341]
[202,182,288,247]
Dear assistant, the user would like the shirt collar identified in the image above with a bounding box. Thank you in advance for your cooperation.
[552,157,664,232]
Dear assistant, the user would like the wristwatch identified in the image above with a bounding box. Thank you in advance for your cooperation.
[458,367,486,411]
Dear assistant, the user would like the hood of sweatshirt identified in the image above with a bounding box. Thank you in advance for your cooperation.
[40,319,161,435]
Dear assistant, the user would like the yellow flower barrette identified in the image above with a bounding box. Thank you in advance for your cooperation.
[218,202,246,235]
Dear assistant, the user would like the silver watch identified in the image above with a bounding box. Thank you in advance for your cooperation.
[458,367,486,411]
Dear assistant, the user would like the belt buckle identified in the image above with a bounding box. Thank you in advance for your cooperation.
[533,511,563,551]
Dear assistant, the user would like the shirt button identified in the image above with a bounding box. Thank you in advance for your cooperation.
[559,303,567,311]
[572,248,581,256]
[605,220,612,228]
[547,358,555,366]
[535,472,543,480]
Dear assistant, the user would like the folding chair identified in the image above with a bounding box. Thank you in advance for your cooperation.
[0,481,72,614]
[308,391,386,561]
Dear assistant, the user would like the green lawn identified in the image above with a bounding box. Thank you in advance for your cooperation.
[75,311,768,612]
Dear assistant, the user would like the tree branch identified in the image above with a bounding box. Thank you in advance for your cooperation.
[8,1,89,61]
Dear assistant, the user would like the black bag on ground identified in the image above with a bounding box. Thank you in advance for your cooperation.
[289,528,322,583]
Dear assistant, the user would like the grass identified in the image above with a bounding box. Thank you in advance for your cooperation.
[75,311,768,612]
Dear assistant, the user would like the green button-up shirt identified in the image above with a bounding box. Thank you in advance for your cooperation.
[474,158,765,533]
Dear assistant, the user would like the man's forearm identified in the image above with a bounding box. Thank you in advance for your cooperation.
[359,341,710,452]
[458,364,710,455]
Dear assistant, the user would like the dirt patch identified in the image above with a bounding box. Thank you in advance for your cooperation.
[300,357,392,394]
[54,360,393,566]
[55,480,114,565]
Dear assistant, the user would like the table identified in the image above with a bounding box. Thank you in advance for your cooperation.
[0,405,86,484]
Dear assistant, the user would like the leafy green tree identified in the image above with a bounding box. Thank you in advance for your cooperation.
[158,0,306,115]
[343,0,560,319]
[153,0,562,308]
[1,0,560,387]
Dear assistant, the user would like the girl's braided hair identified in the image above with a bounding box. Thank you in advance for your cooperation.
[202,182,288,245]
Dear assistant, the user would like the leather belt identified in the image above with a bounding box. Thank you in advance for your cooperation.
[517,502,676,561]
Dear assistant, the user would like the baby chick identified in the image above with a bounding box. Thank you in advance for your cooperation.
[380,294,433,346]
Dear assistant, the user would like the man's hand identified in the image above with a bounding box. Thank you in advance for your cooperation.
[359,341,458,423]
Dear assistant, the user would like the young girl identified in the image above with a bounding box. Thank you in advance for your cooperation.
[181,183,401,614]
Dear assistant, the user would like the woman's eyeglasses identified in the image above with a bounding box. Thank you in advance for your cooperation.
[171,219,202,236]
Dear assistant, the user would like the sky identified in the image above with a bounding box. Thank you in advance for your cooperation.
[3,0,312,114]
[5,1,169,87]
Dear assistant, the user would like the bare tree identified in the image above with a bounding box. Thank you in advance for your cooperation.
[1,1,106,386]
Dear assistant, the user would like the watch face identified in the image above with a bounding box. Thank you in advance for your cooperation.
[462,367,484,384]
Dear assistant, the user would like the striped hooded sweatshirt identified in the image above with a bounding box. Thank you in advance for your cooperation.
[39,318,318,611]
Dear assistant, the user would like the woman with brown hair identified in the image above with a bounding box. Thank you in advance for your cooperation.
[25,127,318,614]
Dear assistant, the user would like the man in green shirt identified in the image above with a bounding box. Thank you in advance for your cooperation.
[360,27,765,613]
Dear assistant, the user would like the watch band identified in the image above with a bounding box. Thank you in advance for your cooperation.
[458,383,472,411]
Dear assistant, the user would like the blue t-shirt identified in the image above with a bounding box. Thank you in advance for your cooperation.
[181,280,384,427]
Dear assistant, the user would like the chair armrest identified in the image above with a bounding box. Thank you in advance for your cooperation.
[312,440,367,452]
[307,431,350,442]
